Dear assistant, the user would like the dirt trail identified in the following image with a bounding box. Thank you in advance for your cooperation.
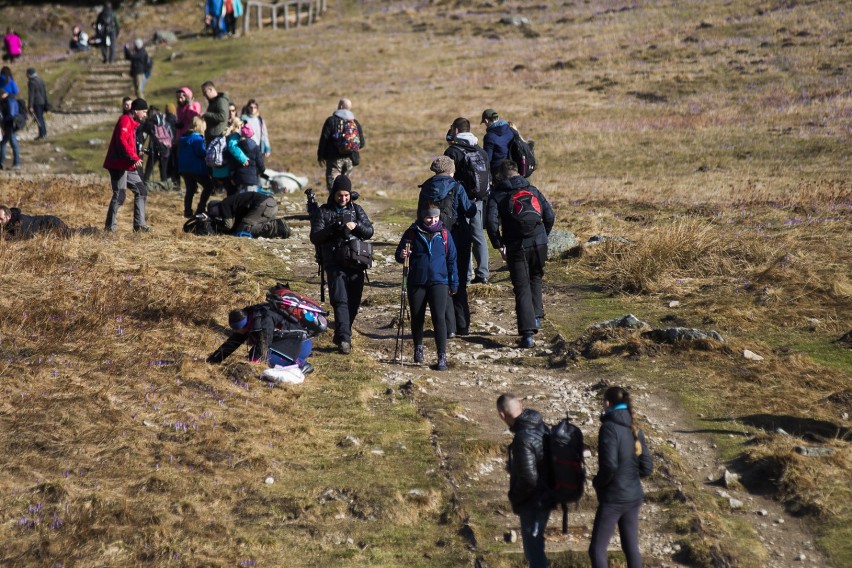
[261,192,828,567]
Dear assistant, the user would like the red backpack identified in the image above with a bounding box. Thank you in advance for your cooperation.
[509,189,543,237]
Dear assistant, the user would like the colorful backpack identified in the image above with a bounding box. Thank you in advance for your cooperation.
[204,134,227,167]
[265,283,329,336]
[333,118,360,155]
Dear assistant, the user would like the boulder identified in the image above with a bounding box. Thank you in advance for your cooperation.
[547,229,579,259]
[643,327,724,343]
[591,314,650,331]
[500,16,531,26]
[152,30,178,44]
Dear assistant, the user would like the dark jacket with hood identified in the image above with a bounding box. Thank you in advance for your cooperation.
[417,174,476,240]
[483,119,514,173]
[317,109,365,162]
[444,133,490,201]
[507,408,553,513]
[209,192,276,233]
[202,92,231,139]
[309,192,373,271]
[485,175,554,250]
[231,137,265,187]
[206,303,300,364]
[395,220,458,293]
[2,208,70,239]
[592,407,653,504]
[27,73,48,108]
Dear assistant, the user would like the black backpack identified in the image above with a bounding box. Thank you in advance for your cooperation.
[548,418,586,534]
[183,216,216,236]
[508,129,537,178]
[455,146,490,200]
[438,183,459,229]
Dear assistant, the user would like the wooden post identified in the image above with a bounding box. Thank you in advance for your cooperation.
[272,4,277,29]
[284,3,290,30]
[257,3,262,30]
[308,0,313,25]
[296,2,302,27]
[243,3,250,34]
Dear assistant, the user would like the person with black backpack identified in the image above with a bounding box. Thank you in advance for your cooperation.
[94,2,120,64]
[309,175,374,355]
[485,160,554,348]
[589,387,654,568]
[317,98,365,192]
[140,106,174,184]
[417,156,476,337]
[444,117,491,285]
[496,393,554,568]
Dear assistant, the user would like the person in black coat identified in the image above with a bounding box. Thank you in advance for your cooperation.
[485,160,555,348]
[309,175,373,354]
[0,205,70,239]
[231,123,265,193]
[589,386,654,568]
[316,98,365,191]
[497,393,554,568]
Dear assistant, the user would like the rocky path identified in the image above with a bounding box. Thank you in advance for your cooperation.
[258,193,829,567]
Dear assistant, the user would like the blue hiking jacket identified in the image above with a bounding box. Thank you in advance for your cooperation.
[395,222,458,293]
[177,132,208,176]
[483,120,514,172]
[417,174,476,241]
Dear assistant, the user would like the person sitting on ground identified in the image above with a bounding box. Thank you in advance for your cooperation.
[205,191,289,239]
[0,205,70,239]
[69,26,90,52]
[206,303,314,375]
[3,29,22,63]
[230,123,264,194]
[395,204,458,371]
[178,116,214,218]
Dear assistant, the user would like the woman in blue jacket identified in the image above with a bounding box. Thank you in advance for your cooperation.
[395,204,458,371]
[589,386,654,568]
[178,116,214,217]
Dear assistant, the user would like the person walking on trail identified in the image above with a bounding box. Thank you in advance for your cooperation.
[309,175,374,355]
[26,68,49,140]
[206,304,314,375]
[485,160,554,348]
[178,116,214,218]
[124,39,150,99]
[589,386,654,568]
[0,89,21,171]
[417,155,476,338]
[0,205,70,240]
[200,80,231,141]
[395,204,458,371]
[496,393,554,568]
[103,98,150,233]
[317,98,365,192]
[481,108,515,177]
[94,2,120,64]
[445,116,491,285]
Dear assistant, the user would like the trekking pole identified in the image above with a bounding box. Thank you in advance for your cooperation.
[393,242,411,363]
[305,187,325,302]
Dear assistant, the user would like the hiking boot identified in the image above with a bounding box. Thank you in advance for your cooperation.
[300,362,314,375]
[133,226,151,233]
[414,345,425,364]
[448,331,456,339]
[519,334,535,349]
[471,276,489,285]
[184,210,194,219]
[434,353,448,371]
[338,341,351,355]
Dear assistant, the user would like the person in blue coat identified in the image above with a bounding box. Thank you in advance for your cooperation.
[481,108,515,176]
[395,204,458,371]
[177,116,213,217]
[418,155,476,337]
[589,386,654,568]
[0,66,19,96]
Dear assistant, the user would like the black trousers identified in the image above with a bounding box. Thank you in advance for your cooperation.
[446,232,472,334]
[183,173,214,216]
[409,284,448,355]
[506,243,547,335]
[326,265,365,344]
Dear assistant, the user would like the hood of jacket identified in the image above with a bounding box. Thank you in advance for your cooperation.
[511,408,545,434]
[487,119,511,134]
[493,174,530,193]
[177,87,194,102]
[601,407,633,430]
[453,132,479,147]
[333,109,355,121]
[9,207,22,223]
[419,175,457,203]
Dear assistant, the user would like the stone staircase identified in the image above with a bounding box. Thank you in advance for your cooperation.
[58,63,130,114]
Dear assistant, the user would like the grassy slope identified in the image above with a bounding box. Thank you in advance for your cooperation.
[1,0,850,565]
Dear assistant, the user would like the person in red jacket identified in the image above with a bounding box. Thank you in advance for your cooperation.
[104,98,151,233]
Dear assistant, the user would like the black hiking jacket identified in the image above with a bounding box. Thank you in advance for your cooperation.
[507,408,553,513]
[309,194,373,271]
[2,208,70,240]
[592,408,653,504]
[485,175,554,250]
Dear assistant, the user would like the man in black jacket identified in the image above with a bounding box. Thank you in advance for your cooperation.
[95,2,120,64]
[26,68,48,140]
[316,98,365,192]
[309,175,373,354]
[124,39,149,99]
[485,160,555,348]
[0,205,70,239]
[497,393,553,568]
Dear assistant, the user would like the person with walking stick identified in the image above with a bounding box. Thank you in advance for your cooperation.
[393,242,411,363]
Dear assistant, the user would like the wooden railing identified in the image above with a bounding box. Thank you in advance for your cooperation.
[243,0,327,33]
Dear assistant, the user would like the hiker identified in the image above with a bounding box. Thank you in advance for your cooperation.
[0,66,18,96]
[124,39,150,99]
[178,116,214,217]
[205,0,243,39]
[163,103,180,187]
[589,386,654,568]
[241,99,271,159]
[103,98,150,233]
[2,29,21,63]
[0,205,70,239]
[69,26,90,52]
[317,98,365,192]
[230,122,264,193]
[140,106,174,184]
[395,204,458,371]
[201,80,231,142]
[175,88,202,139]
[209,116,247,197]
[94,2,120,64]
[205,191,285,238]
[206,304,314,375]
[481,108,515,177]
[223,0,243,36]
[496,393,554,568]
[445,116,491,285]
[485,160,554,348]
[309,175,374,355]
[26,68,49,140]
[418,156,476,337]
[0,89,21,171]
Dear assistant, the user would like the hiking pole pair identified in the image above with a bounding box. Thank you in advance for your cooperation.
[393,242,411,363]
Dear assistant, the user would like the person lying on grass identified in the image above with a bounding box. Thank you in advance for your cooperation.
[0,205,71,239]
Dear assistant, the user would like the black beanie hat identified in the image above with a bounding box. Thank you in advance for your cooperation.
[130,98,148,111]
[331,175,352,194]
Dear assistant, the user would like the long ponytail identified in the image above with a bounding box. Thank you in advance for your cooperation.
[604,386,642,456]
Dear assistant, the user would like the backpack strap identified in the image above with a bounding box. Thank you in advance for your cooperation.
[441,227,449,254]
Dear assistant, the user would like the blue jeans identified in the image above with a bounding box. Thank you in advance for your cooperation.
[518,505,550,568]
[469,200,489,281]
[0,124,20,167]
